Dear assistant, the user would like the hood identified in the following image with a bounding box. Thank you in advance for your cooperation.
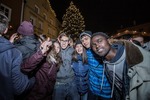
[104,43,125,64]
[15,35,40,51]
[0,37,15,53]
[109,39,143,67]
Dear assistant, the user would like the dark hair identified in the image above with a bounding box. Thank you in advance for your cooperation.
[72,44,88,64]
[46,41,62,68]
[132,40,141,46]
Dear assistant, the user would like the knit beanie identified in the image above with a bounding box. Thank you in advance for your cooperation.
[17,21,34,36]
[79,31,92,41]
[74,39,82,47]
[92,32,109,39]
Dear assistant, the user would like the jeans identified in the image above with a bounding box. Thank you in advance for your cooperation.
[53,81,80,100]
[80,92,88,100]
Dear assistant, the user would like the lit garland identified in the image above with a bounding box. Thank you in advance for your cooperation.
[61,1,85,40]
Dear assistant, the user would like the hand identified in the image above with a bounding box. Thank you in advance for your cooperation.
[9,33,19,43]
[40,37,52,55]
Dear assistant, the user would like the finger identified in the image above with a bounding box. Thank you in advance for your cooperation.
[46,37,50,42]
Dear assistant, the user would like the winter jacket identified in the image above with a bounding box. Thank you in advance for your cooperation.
[106,40,150,100]
[56,46,75,83]
[14,35,40,60]
[86,48,112,98]
[21,50,58,100]
[72,55,89,95]
[0,36,35,100]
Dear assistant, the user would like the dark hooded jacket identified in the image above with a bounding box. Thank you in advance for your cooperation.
[14,35,40,60]
[105,40,150,100]
[0,36,35,100]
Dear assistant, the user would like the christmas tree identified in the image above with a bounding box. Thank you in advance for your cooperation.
[62,1,85,40]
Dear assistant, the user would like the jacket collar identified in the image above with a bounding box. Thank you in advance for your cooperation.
[110,40,143,67]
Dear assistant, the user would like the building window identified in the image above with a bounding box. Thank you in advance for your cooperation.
[34,5,40,14]
[39,21,43,30]
[49,18,53,25]
[48,28,50,34]
[43,13,47,20]
[0,3,12,21]
[30,16,36,26]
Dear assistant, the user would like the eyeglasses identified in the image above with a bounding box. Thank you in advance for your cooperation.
[60,39,69,42]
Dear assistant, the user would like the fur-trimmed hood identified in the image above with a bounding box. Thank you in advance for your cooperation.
[109,39,143,67]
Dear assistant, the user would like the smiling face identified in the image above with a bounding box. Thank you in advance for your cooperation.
[75,44,83,55]
[91,35,111,57]
[80,35,91,49]
[60,35,69,49]
[54,42,60,54]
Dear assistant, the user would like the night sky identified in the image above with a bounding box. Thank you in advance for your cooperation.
[50,0,150,34]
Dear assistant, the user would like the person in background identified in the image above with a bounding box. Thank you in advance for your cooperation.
[69,37,74,47]
[91,32,150,100]
[21,39,62,100]
[79,31,112,100]
[53,33,79,100]
[0,11,35,100]
[132,40,141,46]
[143,41,150,51]
[72,40,89,100]
[13,21,40,60]
[132,34,150,51]
[132,34,144,46]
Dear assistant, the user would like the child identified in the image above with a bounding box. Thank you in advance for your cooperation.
[72,40,89,100]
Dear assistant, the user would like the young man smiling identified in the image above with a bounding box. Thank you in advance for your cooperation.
[91,32,150,100]
[80,31,112,100]
[53,33,79,100]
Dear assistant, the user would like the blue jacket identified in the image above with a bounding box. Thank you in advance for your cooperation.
[72,55,89,94]
[86,49,112,98]
[0,36,35,100]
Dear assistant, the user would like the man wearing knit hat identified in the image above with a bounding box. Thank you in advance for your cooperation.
[14,21,40,60]
[0,12,35,100]
[79,31,112,100]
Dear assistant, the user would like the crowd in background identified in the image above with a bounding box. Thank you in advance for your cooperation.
[0,11,150,100]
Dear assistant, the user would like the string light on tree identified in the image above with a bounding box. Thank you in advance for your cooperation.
[61,1,85,40]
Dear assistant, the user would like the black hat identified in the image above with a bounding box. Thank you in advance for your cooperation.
[75,39,82,47]
[92,32,109,39]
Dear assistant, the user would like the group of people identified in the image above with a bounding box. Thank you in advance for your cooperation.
[1,11,150,100]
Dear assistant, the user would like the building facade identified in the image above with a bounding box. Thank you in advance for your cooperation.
[0,0,23,36]
[23,0,61,38]
[0,0,61,39]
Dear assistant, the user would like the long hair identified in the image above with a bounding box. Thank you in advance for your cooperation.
[72,45,88,64]
[46,41,62,67]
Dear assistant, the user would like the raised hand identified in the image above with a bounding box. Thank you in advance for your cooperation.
[9,33,19,43]
[40,37,52,55]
